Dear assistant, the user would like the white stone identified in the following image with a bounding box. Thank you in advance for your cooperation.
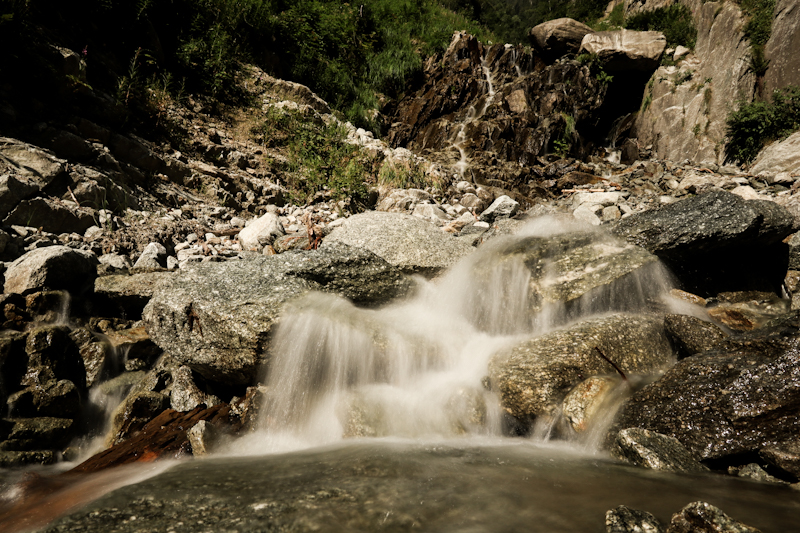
[133,242,167,269]
[238,213,285,252]
[572,191,622,208]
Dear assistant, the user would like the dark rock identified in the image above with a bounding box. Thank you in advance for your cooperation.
[170,366,221,412]
[3,197,96,235]
[611,339,800,460]
[0,137,67,189]
[0,330,26,403]
[530,18,594,61]
[69,327,111,387]
[0,173,40,219]
[25,290,70,323]
[4,245,98,295]
[760,439,800,478]
[0,417,75,451]
[103,326,161,368]
[666,501,762,533]
[489,314,673,420]
[732,463,787,484]
[663,314,727,359]
[24,325,86,389]
[143,243,413,385]
[612,427,709,473]
[0,450,56,467]
[106,391,170,447]
[606,505,664,533]
[94,271,174,319]
[9,379,82,418]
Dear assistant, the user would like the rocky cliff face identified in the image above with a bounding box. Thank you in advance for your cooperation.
[386,32,609,198]
[631,0,756,165]
[764,0,800,95]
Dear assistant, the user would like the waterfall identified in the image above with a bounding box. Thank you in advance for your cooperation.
[447,53,497,179]
[229,217,677,455]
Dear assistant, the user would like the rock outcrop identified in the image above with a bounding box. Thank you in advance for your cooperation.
[529,18,594,61]
[579,30,666,72]
[764,0,800,95]
[750,130,800,175]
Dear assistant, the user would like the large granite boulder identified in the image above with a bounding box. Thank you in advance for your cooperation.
[4,246,98,295]
[611,325,800,459]
[3,197,96,234]
[529,18,594,61]
[143,243,412,385]
[579,30,666,72]
[323,211,475,276]
[489,314,673,421]
[750,130,800,175]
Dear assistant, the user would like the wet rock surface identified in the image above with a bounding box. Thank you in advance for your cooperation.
[612,428,709,474]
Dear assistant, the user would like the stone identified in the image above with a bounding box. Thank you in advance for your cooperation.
[606,505,664,533]
[106,390,170,447]
[764,0,800,96]
[411,203,449,225]
[103,327,161,367]
[94,271,174,319]
[666,502,762,533]
[611,334,800,459]
[673,45,690,60]
[23,325,86,389]
[3,197,96,235]
[0,137,66,188]
[170,366,221,412]
[324,211,475,276]
[733,463,786,484]
[759,440,800,478]
[69,327,111,388]
[478,195,519,222]
[579,30,666,72]
[0,450,55,466]
[612,427,709,473]
[529,18,594,61]
[663,314,727,359]
[489,314,673,420]
[632,1,756,165]
[98,253,133,271]
[562,376,621,433]
[133,242,168,269]
[0,417,75,451]
[186,419,218,456]
[238,212,285,252]
[9,379,82,418]
[750,130,800,175]
[143,244,412,385]
[0,174,39,220]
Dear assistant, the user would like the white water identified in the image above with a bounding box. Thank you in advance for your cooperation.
[448,54,496,179]
[229,217,678,456]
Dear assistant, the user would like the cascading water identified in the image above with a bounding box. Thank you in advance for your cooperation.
[447,54,496,179]
[230,216,678,456]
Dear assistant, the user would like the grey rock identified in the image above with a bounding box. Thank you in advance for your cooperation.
[733,463,786,484]
[0,417,74,451]
[0,137,66,187]
[666,501,762,533]
[98,253,133,271]
[186,419,217,456]
[606,505,664,533]
[612,190,795,259]
[238,212,285,252]
[23,325,87,389]
[3,197,96,235]
[580,30,666,72]
[764,0,800,96]
[143,243,412,385]
[0,174,39,219]
[611,337,800,459]
[759,439,800,478]
[324,211,475,276]
[612,427,709,473]
[4,245,98,295]
[94,271,173,319]
[489,314,673,420]
[170,366,221,412]
[133,242,168,269]
[478,195,519,222]
[530,18,594,61]
[751,130,800,175]
[663,314,727,359]
[69,328,111,388]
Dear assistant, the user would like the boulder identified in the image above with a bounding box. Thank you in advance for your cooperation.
[0,417,75,451]
[750,130,800,175]
[323,211,475,276]
[0,174,39,219]
[143,243,412,385]
[4,245,98,295]
[94,271,174,319]
[606,505,664,533]
[579,30,666,72]
[663,314,727,359]
[238,211,285,252]
[529,18,594,61]
[489,314,673,420]
[22,325,86,389]
[3,197,96,235]
[611,334,800,459]
[170,366,221,412]
[106,390,170,447]
[69,328,111,387]
[667,502,762,533]
[0,137,66,188]
[612,427,709,473]
[562,375,621,433]
[759,439,800,478]
[8,379,82,418]
[133,242,168,269]
[764,0,800,96]
[478,195,519,222]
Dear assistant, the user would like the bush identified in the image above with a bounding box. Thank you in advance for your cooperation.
[725,86,800,164]
[625,4,697,49]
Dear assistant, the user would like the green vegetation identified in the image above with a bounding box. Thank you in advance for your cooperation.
[576,53,614,85]
[553,113,576,157]
[624,4,697,49]
[725,86,800,164]
[738,0,776,76]
[252,108,375,207]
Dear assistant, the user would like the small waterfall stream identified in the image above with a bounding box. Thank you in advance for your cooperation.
[230,217,676,456]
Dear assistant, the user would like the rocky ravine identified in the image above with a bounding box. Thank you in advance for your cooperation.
[0,23,800,533]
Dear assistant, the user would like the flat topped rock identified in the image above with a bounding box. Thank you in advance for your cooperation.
[143,243,412,385]
[529,18,594,60]
[323,211,475,276]
[580,29,666,72]
[4,245,98,295]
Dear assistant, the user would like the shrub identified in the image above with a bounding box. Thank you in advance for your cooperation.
[725,85,800,164]
[625,4,697,49]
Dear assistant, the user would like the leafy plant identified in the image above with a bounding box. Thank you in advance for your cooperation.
[625,4,697,49]
[553,114,576,157]
[725,85,800,164]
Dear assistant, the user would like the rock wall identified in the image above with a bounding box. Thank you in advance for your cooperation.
[764,0,800,95]
[632,0,756,165]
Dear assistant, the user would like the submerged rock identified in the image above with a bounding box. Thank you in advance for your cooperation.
[612,427,709,474]
[143,243,412,385]
[489,314,673,420]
